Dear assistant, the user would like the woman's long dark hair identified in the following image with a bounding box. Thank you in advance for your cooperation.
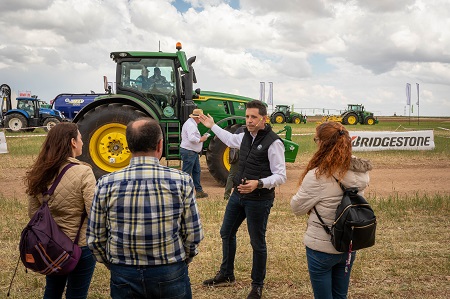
[298,121,352,185]
[25,122,78,196]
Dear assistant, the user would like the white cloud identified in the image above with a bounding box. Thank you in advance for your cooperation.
[0,0,449,116]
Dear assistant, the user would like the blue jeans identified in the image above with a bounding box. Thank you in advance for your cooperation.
[180,148,203,192]
[219,191,274,287]
[109,262,191,299]
[306,246,356,299]
[44,246,96,299]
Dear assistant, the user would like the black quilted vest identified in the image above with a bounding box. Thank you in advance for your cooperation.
[233,124,281,200]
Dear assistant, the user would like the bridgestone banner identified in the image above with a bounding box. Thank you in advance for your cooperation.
[349,130,435,151]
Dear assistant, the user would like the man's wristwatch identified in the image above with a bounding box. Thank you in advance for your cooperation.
[257,179,264,189]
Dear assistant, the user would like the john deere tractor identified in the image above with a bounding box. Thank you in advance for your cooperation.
[73,43,299,185]
[340,104,378,125]
[270,105,306,124]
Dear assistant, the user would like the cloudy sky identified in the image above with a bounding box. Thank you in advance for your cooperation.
[1,0,449,116]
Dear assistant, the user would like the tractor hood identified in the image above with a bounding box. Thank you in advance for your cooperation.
[198,90,256,102]
[40,107,64,118]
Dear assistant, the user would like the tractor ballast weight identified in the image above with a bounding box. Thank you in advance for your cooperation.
[73,43,299,185]
[270,105,307,124]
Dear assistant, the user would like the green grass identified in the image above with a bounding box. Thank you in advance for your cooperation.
[1,193,449,298]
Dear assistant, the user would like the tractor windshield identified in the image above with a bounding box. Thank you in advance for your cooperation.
[118,59,177,109]
[348,105,362,112]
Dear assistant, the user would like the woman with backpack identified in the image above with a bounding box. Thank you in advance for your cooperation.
[25,122,96,299]
[290,121,373,299]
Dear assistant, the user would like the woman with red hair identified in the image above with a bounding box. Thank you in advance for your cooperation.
[291,121,373,299]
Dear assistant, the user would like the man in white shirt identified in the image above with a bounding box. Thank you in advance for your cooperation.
[180,108,209,198]
[199,100,287,299]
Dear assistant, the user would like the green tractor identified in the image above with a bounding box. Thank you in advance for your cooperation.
[270,105,306,124]
[340,104,378,125]
[73,43,299,185]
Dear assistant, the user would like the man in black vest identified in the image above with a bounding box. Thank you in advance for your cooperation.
[199,100,287,299]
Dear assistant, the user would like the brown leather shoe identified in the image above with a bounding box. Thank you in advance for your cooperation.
[196,190,209,198]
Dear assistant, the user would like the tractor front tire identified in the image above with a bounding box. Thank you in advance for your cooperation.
[76,103,147,179]
[292,116,301,124]
[5,113,27,132]
[206,124,242,186]
[43,118,60,132]
[343,112,358,125]
[271,112,285,124]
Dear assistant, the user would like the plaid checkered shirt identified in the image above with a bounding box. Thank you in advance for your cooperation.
[87,156,204,266]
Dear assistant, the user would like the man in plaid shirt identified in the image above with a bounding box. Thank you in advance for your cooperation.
[87,118,203,299]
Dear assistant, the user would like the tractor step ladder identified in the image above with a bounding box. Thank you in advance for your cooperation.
[164,121,182,169]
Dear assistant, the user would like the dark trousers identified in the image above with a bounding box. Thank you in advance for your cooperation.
[180,148,203,192]
[43,246,96,299]
[219,191,274,287]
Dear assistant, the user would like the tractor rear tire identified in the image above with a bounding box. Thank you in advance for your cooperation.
[271,112,285,124]
[364,116,376,125]
[292,116,300,124]
[343,112,358,125]
[5,113,27,132]
[76,103,147,179]
[206,124,242,186]
[43,118,60,132]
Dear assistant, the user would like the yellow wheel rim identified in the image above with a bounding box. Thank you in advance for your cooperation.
[89,123,131,173]
[275,115,284,123]
[294,118,300,124]
[222,147,231,171]
[367,118,374,125]
[348,115,357,125]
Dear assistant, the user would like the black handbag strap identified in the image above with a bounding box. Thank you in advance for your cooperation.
[313,177,345,235]
[313,206,332,235]
[42,162,86,245]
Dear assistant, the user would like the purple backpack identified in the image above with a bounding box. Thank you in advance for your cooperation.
[19,163,86,275]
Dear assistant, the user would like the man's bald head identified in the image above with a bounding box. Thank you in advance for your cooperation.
[126,118,162,153]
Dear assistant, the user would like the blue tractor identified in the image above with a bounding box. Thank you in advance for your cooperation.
[0,84,65,132]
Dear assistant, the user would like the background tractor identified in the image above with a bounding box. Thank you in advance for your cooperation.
[270,104,307,124]
[73,43,299,185]
[340,104,378,125]
[1,84,64,132]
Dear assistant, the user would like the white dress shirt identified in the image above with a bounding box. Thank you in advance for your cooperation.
[180,118,203,153]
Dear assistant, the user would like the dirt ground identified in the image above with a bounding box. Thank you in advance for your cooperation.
[2,158,449,200]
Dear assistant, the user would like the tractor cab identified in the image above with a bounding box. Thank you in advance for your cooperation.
[111,43,197,125]
[17,98,38,118]
[277,105,290,116]
[347,104,363,113]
